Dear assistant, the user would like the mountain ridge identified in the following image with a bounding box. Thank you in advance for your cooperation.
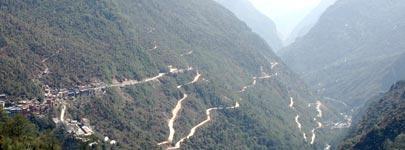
[214,0,284,51]
[280,0,405,106]
[285,0,337,45]
[340,81,405,149]
[0,0,330,149]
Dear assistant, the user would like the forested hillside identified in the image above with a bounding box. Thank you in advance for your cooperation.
[214,0,283,51]
[280,0,405,107]
[0,0,158,99]
[340,81,405,149]
[0,0,340,149]
[0,112,60,149]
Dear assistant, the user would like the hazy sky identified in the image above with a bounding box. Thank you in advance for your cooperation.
[248,0,322,39]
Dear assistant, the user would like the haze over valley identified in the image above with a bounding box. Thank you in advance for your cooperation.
[0,0,403,149]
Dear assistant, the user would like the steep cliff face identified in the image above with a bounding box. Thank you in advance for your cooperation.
[340,81,405,150]
[281,0,405,106]
[214,0,284,51]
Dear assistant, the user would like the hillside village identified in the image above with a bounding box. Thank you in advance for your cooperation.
[0,80,118,146]
[0,62,197,147]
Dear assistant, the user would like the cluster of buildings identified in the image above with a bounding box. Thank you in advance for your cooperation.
[0,82,116,147]
[65,118,94,138]
[43,84,103,99]
[0,81,104,117]
[1,94,55,117]
[59,117,118,147]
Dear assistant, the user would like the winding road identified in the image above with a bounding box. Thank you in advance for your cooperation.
[289,97,294,108]
[186,71,202,85]
[180,50,193,57]
[289,97,326,144]
[167,102,240,150]
[315,101,323,118]
[310,101,324,145]
[39,50,59,78]
[60,104,66,123]
[97,65,194,90]
[239,77,256,93]
[177,70,201,89]
[158,93,189,145]
[271,62,279,70]
[310,128,316,145]
[295,115,302,130]
[239,72,276,93]
[289,97,309,143]
[158,71,202,147]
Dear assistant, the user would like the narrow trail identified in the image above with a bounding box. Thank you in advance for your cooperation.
[161,50,268,149]
[289,97,294,108]
[169,66,193,75]
[310,117,324,145]
[331,114,352,129]
[167,102,240,150]
[151,45,158,50]
[158,94,188,145]
[177,71,201,89]
[239,77,256,93]
[180,50,193,57]
[310,128,316,145]
[271,62,279,70]
[295,115,302,130]
[317,121,323,128]
[257,73,277,79]
[39,50,60,78]
[252,77,257,86]
[315,101,323,118]
[289,97,325,144]
[108,73,166,88]
[310,100,324,145]
[289,96,308,142]
[186,71,201,85]
[238,64,279,93]
[95,65,193,90]
[239,72,276,93]
[158,70,202,147]
[60,104,66,123]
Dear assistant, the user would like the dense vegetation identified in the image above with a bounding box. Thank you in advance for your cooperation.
[0,112,60,149]
[0,0,337,149]
[340,81,405,149]
[214,0,283,51]
[0,0,158,96]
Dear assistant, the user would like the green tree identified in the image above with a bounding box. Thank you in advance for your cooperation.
[0,113,61,150]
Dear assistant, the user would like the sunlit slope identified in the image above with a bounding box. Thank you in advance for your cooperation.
[0,0,336,149]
